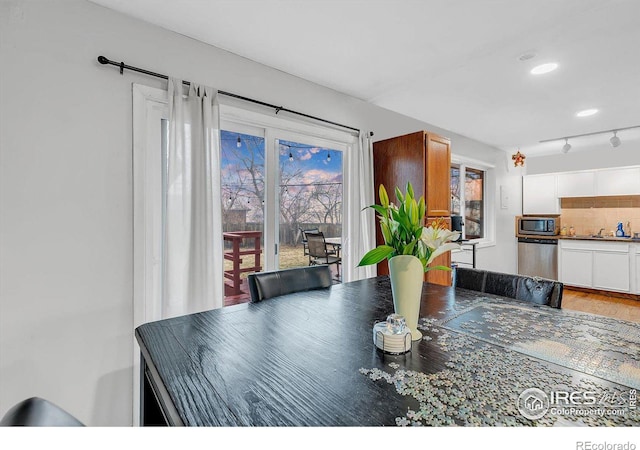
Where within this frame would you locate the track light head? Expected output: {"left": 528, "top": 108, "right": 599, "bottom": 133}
{"left": 562, "top": 139, "right": 571, "bottom": 153}
{"left": 610, "top": 131, "right": 621, "bottom": 148}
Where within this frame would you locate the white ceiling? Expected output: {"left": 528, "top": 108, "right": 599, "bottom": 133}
{"left": 90, "top": 0, "right": 640, "bottom": 157}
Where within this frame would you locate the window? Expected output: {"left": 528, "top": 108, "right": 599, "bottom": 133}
{"left": 451, "top": 163, "right": 485, "bottom": 240}
{"left": 278, "top": 140, "right": 342, "bottom": 270}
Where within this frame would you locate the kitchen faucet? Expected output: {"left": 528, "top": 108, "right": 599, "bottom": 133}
{"left": 597, "top": 228, "right": 605, "bottom": 237}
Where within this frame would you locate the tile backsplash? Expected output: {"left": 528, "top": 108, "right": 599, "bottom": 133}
{"left": 560, "top": 195, "right": 640, "bottom": 236}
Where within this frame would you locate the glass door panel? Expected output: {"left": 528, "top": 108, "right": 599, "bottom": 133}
{"left": 464, "top": 168, "right": 484, "bottom": 239}
{"left": 221, "top": 130, "right": 265, "bottom": 303}
{"left": 277, "top": 139, "right": 343, "bottom": 280}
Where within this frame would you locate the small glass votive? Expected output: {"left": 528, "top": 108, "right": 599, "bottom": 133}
{"left": 386, "top": 314, "right": 406, "bottom": 334}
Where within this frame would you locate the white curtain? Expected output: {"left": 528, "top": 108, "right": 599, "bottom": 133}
{"left": 344, "top": 131, "right": 376, "bottom": 281}
{"left": 162, "top": 78, "right": 224, "bottom": 318}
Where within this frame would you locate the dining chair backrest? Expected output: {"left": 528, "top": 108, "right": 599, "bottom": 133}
{"left": 247, "top": 265, "right": 333, "bottom": 303}
{"left": 0, "top": 397, "right": 84, "bottom": 426}
{"left": 454, "top": 266, "right": 563, "bottom": 309}
{"left": 306, "top": 231, "right": 329, "bottom": 258}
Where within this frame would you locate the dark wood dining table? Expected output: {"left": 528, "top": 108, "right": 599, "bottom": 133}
{"left": 135, "top": 276, "right": 640, "bottom": 427}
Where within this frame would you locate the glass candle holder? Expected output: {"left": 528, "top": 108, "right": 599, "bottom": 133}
{"left": 386, "top": 314, "right": 406, "bottom": 334}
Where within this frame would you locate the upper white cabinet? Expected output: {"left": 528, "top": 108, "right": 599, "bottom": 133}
{"left": 522, "top": 174, "right": 559, "bottom": 215}
{"left": 557, "top": 171, "right": 596, "bottom": 197}
{"left": 595, "top": 167, "right": 640, "bottom": 196}
{"left": 524, "top": 167, "right": 640, "bottom": 209}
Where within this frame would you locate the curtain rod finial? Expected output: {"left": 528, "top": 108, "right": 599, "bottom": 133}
{"left": 97, "top": 56, "right": 109, "bottom": 65}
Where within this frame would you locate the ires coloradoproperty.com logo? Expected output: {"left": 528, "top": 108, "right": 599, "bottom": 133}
{"left": 517, "top": 387, "right": 637, "bottom": 420}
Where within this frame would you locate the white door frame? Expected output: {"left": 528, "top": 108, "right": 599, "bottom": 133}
{"left": 132, "top": 83, "right": 168, "bottom": 425}
{"left": 132, "top": 91, "right": 357, "bottom": 424}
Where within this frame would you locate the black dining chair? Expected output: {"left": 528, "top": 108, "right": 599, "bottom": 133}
{"left": 0, "top": 397, "right": 84, "bottom": 426}
{"left": 306, "top": 231, "right": 341, "bottom": 280}
{"left": 247, "top": 265, "right": 333, "bottom": 303}
{"left": 454, "top": 266, "right": 563, "bottom": 309}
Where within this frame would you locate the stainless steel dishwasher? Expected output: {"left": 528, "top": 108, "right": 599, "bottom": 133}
{"left": 517, "top": 237, "right": 558, "bottom": 280}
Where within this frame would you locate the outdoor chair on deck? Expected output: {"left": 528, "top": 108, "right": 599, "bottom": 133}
{"left": 299, "top": 227, "right": 320, "bottom": 256}
{"left": 247, "top": 265, "right": 332, "bottom": 303}
{"left": 306, "top": 231, "right": 341, "bottom": 281}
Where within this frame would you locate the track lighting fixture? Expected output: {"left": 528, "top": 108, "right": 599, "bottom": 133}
{"left": 540, "top": 125, "right": 640, "bottom": 153}
{"left": 610, "top": 131, "right": 621, "bottom": 148}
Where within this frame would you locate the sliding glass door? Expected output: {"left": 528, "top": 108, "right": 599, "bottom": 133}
{"left": 219, "top": 106, "right": 353, "bottom": 300}
{"left": 276, "top": 137, "right": 343, "bottom": 275}
{"left": 220, "top": 128, "right": 266, "bottom": 302}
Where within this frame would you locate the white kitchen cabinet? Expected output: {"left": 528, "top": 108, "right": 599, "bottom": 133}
{"left": 557, "top": 171, "right": 596, "bottom": 197}
{"left": 522, "top": 174, "right": 559, "bottom": 215}
{"left": 560, "top": 247, "right": 593, "bottom": 288}
{"left": 559, "top": 240, "right": 632, "bottom": 293}
{"left": 634, "top": 245, "right": 640, "bottom": 294}
{"left": 592, "top": 249, "right": 630, "bottom": 292}
{"left": 595, "top": 167, "right": 640, "bottom": 196}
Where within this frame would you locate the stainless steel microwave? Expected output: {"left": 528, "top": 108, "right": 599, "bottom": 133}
{"left": 517, "top": 217, "right": 559, "bottom": 235}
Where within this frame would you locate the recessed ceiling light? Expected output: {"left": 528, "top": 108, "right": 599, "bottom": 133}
{"left": 576, "top": 108, "right": 598, "bottom": 117}
{"left": 530, "top": 63, "right": 558, "bottom": 75}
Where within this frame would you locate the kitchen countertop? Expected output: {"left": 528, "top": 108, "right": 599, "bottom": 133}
{"left": 516, "top": 234, "right": 640, "bottom": 242}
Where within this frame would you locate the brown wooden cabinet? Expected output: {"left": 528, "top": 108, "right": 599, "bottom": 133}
{"left": 372, "top": 131, "right": 452, "bottom": 286}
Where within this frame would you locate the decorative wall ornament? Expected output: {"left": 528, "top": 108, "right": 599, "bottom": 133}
{"left": 511, "top": 150, "right": 526, "bottom": 167}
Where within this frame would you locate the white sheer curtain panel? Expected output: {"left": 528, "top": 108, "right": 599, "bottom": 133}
{"left": 163, "top": 78, "right": 224, "bottom": 318}
{"left": 344, "top": 131, "right": 376, "bottom": 281}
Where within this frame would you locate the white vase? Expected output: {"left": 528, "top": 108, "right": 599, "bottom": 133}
{"left": 388, "top": 255, "right": 424, "bottom": 341}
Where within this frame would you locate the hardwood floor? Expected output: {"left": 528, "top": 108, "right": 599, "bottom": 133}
{"left": 562, "top": 287, "right": 640, "bottom": 323}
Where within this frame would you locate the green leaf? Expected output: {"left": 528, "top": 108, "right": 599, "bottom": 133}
{"left": 425, "top": 265, "right": 452, "bottom": 272}
{"left": 391, "top": 207, "right": 401, "bottom": 223}
{"left": 368, "top": 204, "right": 387, "bottom": 217}
{"left": 403, "top": 240, "right": 416, "bottom": 255}
{"left": 379, "top": 184, "right": 389, "bottom": 209}
{"left": 358, "top": 245, "right": 395, "bottom": 266}
{"left": 380, "top": 221, "right": 393, "bottom": 244}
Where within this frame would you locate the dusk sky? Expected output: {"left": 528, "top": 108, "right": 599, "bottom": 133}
{"left": 221, "top": 130, "right": 343, "bottom": 186}
{"left": 220, "top": 130, "right": 344, "bottom": 225}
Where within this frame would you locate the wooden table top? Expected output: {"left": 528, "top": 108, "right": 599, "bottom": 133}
{"left": 135, "top": 276, "right": 640, "bottom": 426}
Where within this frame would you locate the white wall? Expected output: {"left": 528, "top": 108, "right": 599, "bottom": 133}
{"left": 0, "top": 0, "right": 514, "bottom": 425}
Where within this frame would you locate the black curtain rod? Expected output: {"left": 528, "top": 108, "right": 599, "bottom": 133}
{"left": 97, "top": 56, "right": 373, "bottom": 136}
